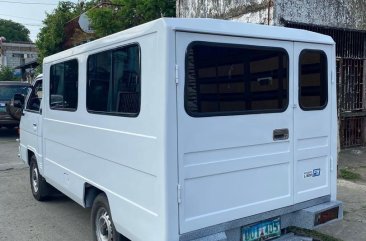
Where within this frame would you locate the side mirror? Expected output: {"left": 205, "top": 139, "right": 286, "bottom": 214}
{"left": 13, "top": 93, "right": 25, "bottom": 109}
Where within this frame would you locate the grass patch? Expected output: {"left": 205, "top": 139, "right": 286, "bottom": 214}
{"left": 339, "top": 168, "right": 361, "bottom": 180}
{"left": 288, "top": 227, "right": 343, "bottom": 241}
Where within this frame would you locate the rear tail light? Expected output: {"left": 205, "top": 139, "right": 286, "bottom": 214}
{"left": 314, "top": 207, "right": 339, "bottom": 226}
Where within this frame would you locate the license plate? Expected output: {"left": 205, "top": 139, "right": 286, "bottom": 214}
{"left": 242, "top": 217, "right": 281, "bottom": 241}
{"left": 0, "top": 103, "right": 5, "bottom": 107}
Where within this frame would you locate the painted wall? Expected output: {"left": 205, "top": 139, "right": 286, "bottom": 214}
{"left": 274, "top": 0, "right": 366, "bottom": 30}
{"left": 177, "top": 0, "right": 366, "bottom": 30}
{"left": 176, "top": 0, "right": 273, "bottom": 24}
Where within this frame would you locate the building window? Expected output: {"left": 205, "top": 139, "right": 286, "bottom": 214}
{"left": 185, "top": 42, "right": 289, "bottom": 117}
{"left": 299, "top": 50, "right": 328, "bottom": 110}
{"left": 50, "top": 59, "right": 78, "bottom": 111}
{"left": 87, "top": 44, "right": 140, "bottom": 117}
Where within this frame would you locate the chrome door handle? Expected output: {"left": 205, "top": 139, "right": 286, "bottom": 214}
{"left": 273, "top": 128, "right": 289, "bottom": 141}
{"left": 32, "top": 123, "right": 37, "bottom": 127}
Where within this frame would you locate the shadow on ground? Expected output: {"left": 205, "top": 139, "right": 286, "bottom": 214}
{"left": 0, "top": 127, "right": 18, "bottom": 138}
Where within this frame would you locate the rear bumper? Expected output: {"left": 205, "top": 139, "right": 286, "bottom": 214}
{"left": 180, "top": 196, "right": 342, "bottom": 241}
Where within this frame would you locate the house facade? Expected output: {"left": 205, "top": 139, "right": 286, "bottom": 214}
{"left": 0, "top": 42, "right": 38, "bottom": 69}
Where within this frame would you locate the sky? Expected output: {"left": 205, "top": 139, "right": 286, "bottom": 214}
{"left": 0, "top": 0, "right": 79, "bottom": 42}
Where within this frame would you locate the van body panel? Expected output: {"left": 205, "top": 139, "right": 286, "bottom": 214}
{"left": 42, "top": 33, "right": 165, "bottom": 241}
{"left": 20, "top": 78, "right": 43, "bottom": 172}
{"left": 175, "top": 32, "right": 295, "bottom": 233}
{"left": 293, "top": 43, "right": 333, "bottom": 203}
{"left": 18, "top": 18, "right": 339, "bottom": 241}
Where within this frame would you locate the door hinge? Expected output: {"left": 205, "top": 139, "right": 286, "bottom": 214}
{"left": 175, "top": 64, "right": 179, "bottom": 85}
{"left": 330, "top": 156, "right": 334, "bottom": 172}
{"left": 177, "top": 184, "right": 182, "bottom": 204}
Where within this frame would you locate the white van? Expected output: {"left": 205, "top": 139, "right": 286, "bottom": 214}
{"left": 19, "top": 18, "right": 342, "bottom": 241}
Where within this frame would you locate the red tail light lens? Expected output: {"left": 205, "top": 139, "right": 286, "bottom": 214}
{"left": 314, "top": 207, "right": 339, "bottom": 226}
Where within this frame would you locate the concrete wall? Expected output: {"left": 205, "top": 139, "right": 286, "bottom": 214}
{"left": 176, "top": 0, "right": 273, "bottom": 25}
{"left": 274, "top": 0, "right": 366, "bottom": 30}
{"left": 177, "top": 0, "right": 366, "bottom": 30}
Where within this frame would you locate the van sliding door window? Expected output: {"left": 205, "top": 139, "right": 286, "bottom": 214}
{"left": 50, "top": 59, "right": 78, "bottom": 111}
{"left": 185, "top": 42, "right": 289, "bottom": 117}
{"left": 87, "top": 44, "right": 140, "bottom": 117}
{"left": 299, "top": 50, "right": 328, "bottom": 110}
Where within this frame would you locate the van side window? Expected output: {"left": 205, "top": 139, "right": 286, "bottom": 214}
{"left": 185, "top": 42, "right": 289, "bottom": 117}
{"left": 50, "top": 59, "right": 78, "bottom": 111}
{"left": 87, "top": 44, "right": 140, "bottom": 117}
{"left": 26, "top": 80, "right": 42, "bottom": 112}
{"left": 299, "top": 50, "right": 328, "bottom": 110}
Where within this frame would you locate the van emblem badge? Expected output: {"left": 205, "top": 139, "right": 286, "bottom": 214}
{"left": 304, "top": 169, "right": 321, "bottom": 178}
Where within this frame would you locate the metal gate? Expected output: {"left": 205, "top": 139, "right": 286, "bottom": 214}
{"left": 285, "top": 21, "right": 366, "bottom": 148}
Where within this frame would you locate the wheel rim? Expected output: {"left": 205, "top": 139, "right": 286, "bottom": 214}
{"left": 31, "top": 165, "right": 39, "bottom": 193}
{"left": 95, "top": 207, "right": 114, "bottom": 241}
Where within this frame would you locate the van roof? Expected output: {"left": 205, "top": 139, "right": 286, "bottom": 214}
{"left": 44, "top": 18, "right": 334, "bottom": 63}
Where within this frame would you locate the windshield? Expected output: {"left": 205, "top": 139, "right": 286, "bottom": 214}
{"left": 0, "top": 85, "right": 29, "bottom": 101}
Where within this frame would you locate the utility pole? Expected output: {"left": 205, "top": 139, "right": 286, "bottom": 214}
{"left": 0, "top": 36, "right": 6, "bottom": 68}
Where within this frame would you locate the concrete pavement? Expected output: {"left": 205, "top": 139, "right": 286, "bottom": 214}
{"left": 0, "top": 128, "right": 91, "bottom": 241}
{"left": 317, "top": 147, "right": 366, "bottom": 241}
{"left": 2, "top": 127, "right": 366, "bottom": 241}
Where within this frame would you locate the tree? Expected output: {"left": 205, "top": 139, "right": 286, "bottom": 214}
{"left": 0, "top": 66, "right": 17, "bottom": 81}
{"left": 87, "top": 0, "right": 176, "bottom": 38}
{"left": 36, "top": 1, "right": 96, "bottom": 62}
{"left": 0, "top": 19, "right": 31, "bottom": 42}
{"left": 35, "top": 0, "right": 175, "bottom": 63}
{"left": 36, "top": 2, "right": 80, "bottom": 62}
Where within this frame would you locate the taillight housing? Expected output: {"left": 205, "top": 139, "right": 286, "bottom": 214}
{"left": 314, "top": 207, "right": 339, "bottom": 226}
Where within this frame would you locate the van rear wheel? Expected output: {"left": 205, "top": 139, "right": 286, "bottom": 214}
{"left": 30, "top": 155, "right": 50, "bottom": 201}
{"left": 91, "top": 193, "right": 122, "bottom": 241}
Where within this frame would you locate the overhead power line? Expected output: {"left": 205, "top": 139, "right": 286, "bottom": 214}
{"left": 0, "top": 0, "right": 57, "bottom": 5}
{"left": 0, "top": 13, "right": 42, "bottom": 22}
{"left": 22, "top": 23, "right": 42, "bottom": 27}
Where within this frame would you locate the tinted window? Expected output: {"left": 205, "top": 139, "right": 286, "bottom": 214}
{"left": 299, "top": 50, "right": 327, "bottom": 109}
{"left": 26, "top": 80, "right": 42, "bottom": 112}
{"left": 50, "top": 59, "right": 78, "bottom": 111}
{"left": 0, "top": 86, "right": 28, "bottom": 101}
{"left": 185, "top": 42, "right": 289, "bottom": 116}
{"left": 87, "top": 44, "right": 140, "bottom": 116}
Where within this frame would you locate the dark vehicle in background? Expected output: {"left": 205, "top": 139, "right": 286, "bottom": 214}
{"left": 0, "top": 81, "right": 30, "bottom": 129}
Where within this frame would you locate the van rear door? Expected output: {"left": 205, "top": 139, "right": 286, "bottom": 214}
{"left": 293, "top": 43, "right": 333, "bottom": 203}
{"left": 175, "top": 32, "right": 294, "bottom": 233}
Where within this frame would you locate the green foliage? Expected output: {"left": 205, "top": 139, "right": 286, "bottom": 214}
{"left": 0, "top": 19, "right": 31, "bottom": 42}
{"left": 339, "top": 168, "right": 361, "bottom": 180}
{"left": 36, "top": 1, "right": 79, "bottom": 62}
{"left": 35, "top": 0, "right": 175, "bottom": 65}
{"left": 0, "top": 66, "right": 17, "bottom": 81}
{"left": 87, "top": 0, "right": 176, "bottom": 38}
{"left": 36, "top": 1, "right": 96, "bottom": 63}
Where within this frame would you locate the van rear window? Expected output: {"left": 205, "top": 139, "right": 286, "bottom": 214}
{"left": 185, "top": 42, "right": 289, "bottom": 117}
{"left": 86, "top": 44, "right": 140, "bottom": 117}
{"left": 299, "top": 50, "right": 328, "bottom": 110}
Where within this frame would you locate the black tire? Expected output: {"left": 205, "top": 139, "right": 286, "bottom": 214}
{"left": 30, "top": 155, "right": 50, "bottom": 201}
{"left": 91, "top": 193, "right": 123, "bottom": 241}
